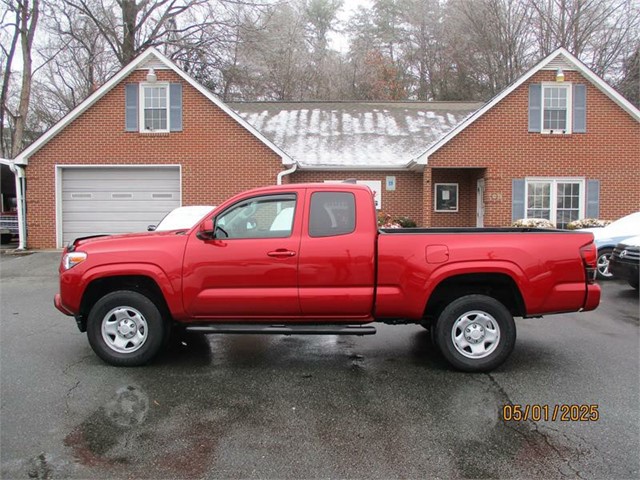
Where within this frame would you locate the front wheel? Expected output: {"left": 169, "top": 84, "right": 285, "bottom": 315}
{"left": 435, "top": 295, "right": 516, "bottom": 372}
{"left": 596, "top": 248, "right": 613, "bottom": 280}
{"left": 87, "top": 290, "right": 167, "bottom": 366}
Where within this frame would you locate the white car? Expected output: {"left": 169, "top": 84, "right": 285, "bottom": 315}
{"left": 580, "top": 212, "right": 640, "bottom": 279}
{"left": 148, "top": 205, "right": 215, "bottom": 232}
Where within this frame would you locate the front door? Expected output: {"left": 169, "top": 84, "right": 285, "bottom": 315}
{"left": 476, "top": 179, "right": 485, "bottom": 228}
{"left": 182, "top": 193, "right": 302, "bottom": 319}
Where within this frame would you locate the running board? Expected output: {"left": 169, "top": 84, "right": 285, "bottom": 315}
{"left": 185, "top": 323, "right": 377, "bottom": 336}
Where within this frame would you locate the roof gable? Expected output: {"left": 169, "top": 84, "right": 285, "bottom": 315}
{"left": 14, "top": 48, "right": 293, "bottom": 165}
{"left": 414, "top": 48, "right": 640, "bottom": 165}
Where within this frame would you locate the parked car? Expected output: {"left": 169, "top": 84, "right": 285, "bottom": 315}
{"left": 148, "top": 206, "right": 215, "bottom": 232}
{"left": 0, "top": 212, "right": 18, "bottom": 244}
{"left": 55, "top": 183, "right": 600, "bottom": 372}
{"left": 609, "top": 235, "right": 640, "bottom": 290}
{"left": 580, "top": 212, "right": 640, "bottom": 280}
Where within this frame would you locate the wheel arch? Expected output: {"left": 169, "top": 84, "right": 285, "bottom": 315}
{"left": 423, "top": 272, "right": 526, "bottom": 323}
{"left": 80, "top": 275, "right": 172, "bottom": 327}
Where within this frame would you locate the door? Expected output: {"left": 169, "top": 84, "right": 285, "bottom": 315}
{"left": 182, "top": 193, "right": 302, "bottom": 319}
{"left": 476, "top": 179, "right": 485, "bottom": 228}
{"left": 60, "top": 166, "right": 180, "bottom": 246}
{"left": 297, "top": 189, "right": 376, "bottom": 318}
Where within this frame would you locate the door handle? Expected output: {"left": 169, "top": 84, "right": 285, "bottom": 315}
{"left": 267, "top": 249, "right": 296, "bottom": 258}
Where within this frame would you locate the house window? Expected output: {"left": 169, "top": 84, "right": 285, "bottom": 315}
{"left": 434, "top": 183, "right": 458, "bottom": 212}
{"left": 542, "top": 84, "right": 571, "bottom": 133}
{"left": 141, "top": 84, "right": 169, "bottom": 132}
{"left": 526, "top": 178, "right": 584, "bottom": 228}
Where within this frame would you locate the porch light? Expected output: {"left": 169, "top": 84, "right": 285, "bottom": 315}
{"left": 555, "top": 68, "right": 565, "bottom": 82}
{"left": 147, "top": 68, "right": 157, "bottom": 83}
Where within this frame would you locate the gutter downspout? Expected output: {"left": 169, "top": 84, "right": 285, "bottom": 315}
{"left": 9, "top": 163, "right": 26, "bottom": 250}
{"left": 276, "top": 162, "right": 298, "bottom": 185}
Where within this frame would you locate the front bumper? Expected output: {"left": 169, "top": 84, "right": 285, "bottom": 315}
{"left": 54, "top": 293, "right": 74, "bottom": 316}
{"left": 609, "top": 259, "right": 639, "bottom": 283}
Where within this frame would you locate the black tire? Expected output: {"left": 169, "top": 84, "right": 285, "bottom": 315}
{"left": 87, "top": 290, "right": 167, "bottom": 366}
{"left": 435, "top": 294, "right": 516, "bottom": 372}
{"left": 596, "top": 248, "right": 614, "bottom": 280}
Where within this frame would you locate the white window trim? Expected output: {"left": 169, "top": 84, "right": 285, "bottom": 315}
{"left": 434, "top": 183, "right": 459, "bottom": 212}
{"left": 139, "top": 82, "right": 170, "bottom": 133}
{"left": 525, "top": 177, "right": 585, "bottom": 226}
{"left": 541, "top": 82, "right": 572, "bottom": 134}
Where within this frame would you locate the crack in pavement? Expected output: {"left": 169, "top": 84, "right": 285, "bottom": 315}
{"left": 485, "top": 373, "right": 586, "bottom": 479}
{"left": 61, "top": 354, "right": 93, "bottom": 376}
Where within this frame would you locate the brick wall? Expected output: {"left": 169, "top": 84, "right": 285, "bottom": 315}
{"left": 291, "top": 170, "right": 424, "bottom": 226}
{"left": 25, "top": 69, "right": 283, "bottom": 248}
{"left": 428, "top": 70, "right": 640, "bottom": 227}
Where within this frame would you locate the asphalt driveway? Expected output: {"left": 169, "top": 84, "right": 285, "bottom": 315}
{"left": 1, "top": 252, "right": 638, "bottom": 479}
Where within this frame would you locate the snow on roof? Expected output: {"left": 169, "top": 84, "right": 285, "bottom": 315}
{"left": 230, "top": 102, "right": 481, "bottom": 169}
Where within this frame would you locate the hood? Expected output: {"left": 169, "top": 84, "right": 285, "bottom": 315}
{"left": 618, "top": 235, "right": 640, "bottom": 248}
{"left": 70, "top": 230, "right": 187, "bottom": 250}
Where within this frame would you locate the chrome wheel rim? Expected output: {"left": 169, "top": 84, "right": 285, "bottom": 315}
{"left": 597, "top": 252, "right": 612, "bottom": 278}
{"left": 452, "top": 310, "right": 500, "bottom": 359}
{"left": 101, "top": 306, "right": 148, "bottom": 354}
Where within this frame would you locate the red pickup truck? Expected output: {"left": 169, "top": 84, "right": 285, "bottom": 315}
{"left": 55, "top": 183, "right": 600, "bottom": 371}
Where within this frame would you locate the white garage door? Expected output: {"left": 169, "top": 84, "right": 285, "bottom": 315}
{"left": 60, "top": 166, "right": 181, "bottom": 245}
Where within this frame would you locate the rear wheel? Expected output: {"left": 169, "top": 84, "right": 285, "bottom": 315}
{"left": 596, "top": 248, "right": 613, "bottom": 280}
{"left": 435, "top": 295, "right": 516, "bottom": 372}
{"left": 87, "top": 290, "right": 166, "bottom": 366}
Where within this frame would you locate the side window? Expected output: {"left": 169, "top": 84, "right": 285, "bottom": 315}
{"left": 309, "top": 192, "right": 355, "bottom": 238}
{"left": 216, "top": 194, "right": 296, "bottom": 239}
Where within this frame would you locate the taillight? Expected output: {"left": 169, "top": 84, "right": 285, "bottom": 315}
{"left": 580, "top": 243, "right": 597, "bottom": 284}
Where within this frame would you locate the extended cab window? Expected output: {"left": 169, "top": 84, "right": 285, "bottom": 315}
{"left": 216, "top": 194, "right": 296, "bottom": 239}
{"left": 309, "top": 192, "right": 355, "bottom": 237}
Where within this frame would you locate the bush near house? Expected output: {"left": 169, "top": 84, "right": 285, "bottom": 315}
{"left": 377, "top": 212, "right": 418, "bottom": 228}
{"left": 395, "top": 216, "right": 417, "bottom": 228}
{"left": 377, "top": 212, "right": 402, "bottom": 228}
{"left": 512, "top": 218, "right": 556, "bottom": 229}
{"left": 566, "top": 218, "right": 612, "bottom": 230}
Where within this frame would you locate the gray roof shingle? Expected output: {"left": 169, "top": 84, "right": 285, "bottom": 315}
{"left": 230, "top": 101, "right": 482, "bottom": 169}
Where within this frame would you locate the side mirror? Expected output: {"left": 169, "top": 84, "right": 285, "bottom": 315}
{"left": 147, "top": 225, "right": 157, "bottom": 231}
{"left": 196, "top": 218, "right": 215, "bottom": 240}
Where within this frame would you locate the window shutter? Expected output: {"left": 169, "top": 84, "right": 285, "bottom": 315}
{"left": 586, "top": 180, "right": 600, "bottom": 218}
{"left": 169, "top": 83, "right": 182, "bottom": 132}
{"left": 125, "top": 83, "right": 138, "bottom": 131}
{"left": 528, "top": 84, "right": 542, "bottom": 132}
{"left": 512, "top": 179, "right": 526, "bottom": 221}
{"left": 573, "top": 84, "right": 586, "bottom": 133}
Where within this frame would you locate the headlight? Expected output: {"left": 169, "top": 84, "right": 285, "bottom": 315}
{"left": 63, "top": 252, "right": 87, "bottom": 270}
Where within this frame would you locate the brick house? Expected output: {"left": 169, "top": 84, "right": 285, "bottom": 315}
{"left": 12, "top": 47, "right": 640, "bottom": 249}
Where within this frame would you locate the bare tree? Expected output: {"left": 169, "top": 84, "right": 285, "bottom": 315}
{"left": 617, "top": 43, "right": 639, "bottom": 107}
{"left": 61, "top": 0, "right": 228, "bottom": 66}
{"left": 1, "top": 0, "right": 40, "bottom": 158}
{"left": 37, "top": 1, "right": 117, "bottom": 120}
{"left": 452, "top": 0, "right": 533, "bottom": 96}
{"left": 529, "top": 0, "right": 640, "bottom": 77}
